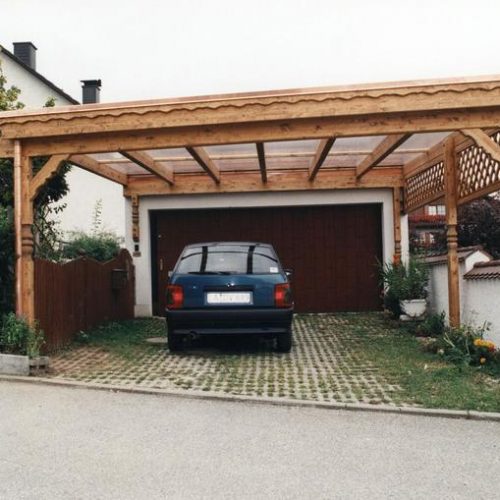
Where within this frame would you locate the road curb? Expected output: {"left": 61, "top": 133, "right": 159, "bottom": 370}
{"left": 1, "top": 374, "right": 500, "bottom": 422}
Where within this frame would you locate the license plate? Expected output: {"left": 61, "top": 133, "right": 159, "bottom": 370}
{"left": 206, "top": 292, "right": 252, "bottom": 305}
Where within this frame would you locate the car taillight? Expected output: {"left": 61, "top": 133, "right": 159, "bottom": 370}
{"left": 274, "top": 283, "right": 292, "bottom": 308}
{"left": 166, "top": 284, "right": 183, "bottom": 309}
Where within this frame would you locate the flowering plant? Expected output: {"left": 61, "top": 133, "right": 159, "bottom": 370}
{"left": 435, "top": 322, "right": 497, "bottom": 367}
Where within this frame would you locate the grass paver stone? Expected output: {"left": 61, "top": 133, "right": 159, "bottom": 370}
{"left": 45, "top": 313, "right": 500, "bottom": 412}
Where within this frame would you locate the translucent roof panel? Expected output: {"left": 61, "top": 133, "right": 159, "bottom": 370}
{"left": 148, "top": 148, "right": 190, "bottom": 159}
{"left": 265, "top": 140, "right": 320, "bottom": 155}
{"left": 332, "top": 136, "right": 386, "bottom": 153}
{"left": 81, "top": 132, "right": 454, "bottom": 178}
{"left": 204, "top": 143, "right": 257, "bottom": 156}
{"left": 388, "top": 132, "right": 452, "bottom": 164}
{"left": 400, "top": 132, "right": 451, "bottom": 150}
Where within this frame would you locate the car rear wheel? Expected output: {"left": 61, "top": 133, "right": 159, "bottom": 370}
{"left": 167, "top": 330, "right": 183, "bottom": 352}
{"left": 276, "top": 329, "right": 292, "bottom": 353}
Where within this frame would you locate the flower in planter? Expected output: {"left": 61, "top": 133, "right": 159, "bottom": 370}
{"left": 480, "top": 357, "right": 487, "bottom": 364}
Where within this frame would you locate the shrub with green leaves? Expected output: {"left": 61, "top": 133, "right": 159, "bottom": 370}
{"left": 417, "top": 311, "right": 446, "bottom": 337}
{"left": 62, "top": 231, "right": 121, "bottom": 262}
{"left": 0, "top": 313, "right": 44, "bottom": 357}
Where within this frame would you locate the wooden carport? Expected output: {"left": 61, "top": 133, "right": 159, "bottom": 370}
{"left": 1, "top": 75, "right": 500, "bottom": 326}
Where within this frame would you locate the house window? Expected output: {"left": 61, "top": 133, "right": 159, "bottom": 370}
{"left": 427, "top": 205, "right": 445, "bottom": 216}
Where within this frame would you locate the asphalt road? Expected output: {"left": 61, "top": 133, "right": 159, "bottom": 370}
{"left": 0, "top": 381, "right": 499, "bottom": 500}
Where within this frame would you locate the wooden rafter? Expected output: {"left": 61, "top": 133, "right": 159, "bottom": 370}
{"left": 69, "top": 154, "right": 128, "bottom": 185}
{"left": 256, "top": 142, "right": 267, "bottom": 183}
{"left": 308, "top": 138, "right": 336, "bottom": 181}
{"left": 29, "top": 154, "right": 70, "bottom": 201}
{"left": 121, "top": 150, "right": 174, "bottom": 185}
{"left": 186, "top": 146, "right": 220, "bottom": 183}
{"left": 356, "top": 134, "right": 411, "bottom": 179}
{"left": 461, "top": 129, "right": 500, "bottom": 162}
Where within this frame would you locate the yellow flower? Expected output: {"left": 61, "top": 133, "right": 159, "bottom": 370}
{"left": 473, "top": 339, "right": 483, "bottom": 347}
{"left": 480, "top": 357, "right": 487, "bottom": 364}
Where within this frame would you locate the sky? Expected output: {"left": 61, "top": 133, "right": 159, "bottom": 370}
{"left": 1, "top": 0, "right": 500, "bottom": 103}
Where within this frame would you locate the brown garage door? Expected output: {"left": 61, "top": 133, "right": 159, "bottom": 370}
{"left": 151, "top": 204, "right": 383, "bottom": 314}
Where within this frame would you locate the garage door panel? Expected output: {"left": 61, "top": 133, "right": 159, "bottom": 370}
{"left": 153, "top": 204, "right": 382, "bottom": 314}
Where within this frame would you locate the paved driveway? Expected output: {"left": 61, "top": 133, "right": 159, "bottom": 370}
{"left": 1, "top": 381, "right": 499, "bottom": 500}
{"left": 48, "top": 313, "right": 404, "bottom": 405}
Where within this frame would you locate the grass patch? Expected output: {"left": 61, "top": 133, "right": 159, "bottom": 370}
{"left": 349, "top": 315, "right": 500, "bottom": 412}
{"left": 76, "top": 319, "right": 164, "bottom": 360}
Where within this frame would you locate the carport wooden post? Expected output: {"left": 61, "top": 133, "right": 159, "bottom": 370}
{"left": 13, "top": 140, "right": 35, "bottom": 324}
{"left": 444, "top": 136, "right": 460, "bottom": 327}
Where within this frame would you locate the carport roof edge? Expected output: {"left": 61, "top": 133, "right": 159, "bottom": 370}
{"left": 2, "top": 74, "right": 500, "bottom": 142}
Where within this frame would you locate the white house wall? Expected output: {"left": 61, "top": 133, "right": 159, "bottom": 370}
{"left": 56, "top": 168, "right": 126, "bottom": 237}
{"left": 0, "top": 53, "right": 73, "bottom": 107}
{"left": 126, "top": 188, "right": 395, "bottom": 317}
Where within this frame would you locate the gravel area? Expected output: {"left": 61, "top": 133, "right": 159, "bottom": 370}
{"left": 47, "top": 313, "right": 406, "bottom": 405}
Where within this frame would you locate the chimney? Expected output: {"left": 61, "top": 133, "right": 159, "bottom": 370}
{"left": 13, "top": 42, "right": 37, "bottom": 70}
{"left": 81, "top": 79, "right": 102, "bottom": 104}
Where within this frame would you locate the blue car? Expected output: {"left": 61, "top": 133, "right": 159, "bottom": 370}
{"left": 165, "top": 242, "right": 294, "bottom": 352}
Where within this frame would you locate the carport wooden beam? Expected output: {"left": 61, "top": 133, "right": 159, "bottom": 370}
{"left": 125, "top": 167, "right": 404, "bottom": 196}
{"left": 30, "top": 154, "right": 70, "bottom": 201}
{"left": 17, "top": 109, "right": 500, "bottom": 158}
{"left": 308, "top": 137, "right": 335, "bottom": 181}
{"left": 256, "top": 142, "right": 267, "bottom": 183}
{"left": 3, "top": 76, "right": 500, "bottom": 142}
{"left": 357, "top": 134, "right": 411, "bottom": 179}
{"left": 121, "top": 150, "right": 174, "bottom": 185}
{"left": 186, "top": 146, "right": 220, "bottom": 183}
{"left": 69, "top": 154, "right": 128, "bottom": 185}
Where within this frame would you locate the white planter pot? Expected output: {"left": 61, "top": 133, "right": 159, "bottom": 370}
{"left": 400, "top": 299, "right": 427, "bottom": 319}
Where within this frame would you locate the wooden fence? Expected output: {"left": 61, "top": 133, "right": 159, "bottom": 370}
{"left": 34, "top": 249, "right": 135, "bottom": 352}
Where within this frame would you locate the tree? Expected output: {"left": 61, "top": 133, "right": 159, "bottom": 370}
{"left": 457, "top": 196, "right": 500, "bottom": 258}
{"left": 0, "top": 63, "right": 71, "bottom": 314}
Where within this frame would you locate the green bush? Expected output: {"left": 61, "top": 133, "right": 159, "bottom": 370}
{"left": 62, "top": 231, "right": 121, "bottom": 262}
{"left": 0, "top": 313, "right": 44, "bottom": 357}
{"left": 416, "top": 312, "right": 446, "bottom": 337}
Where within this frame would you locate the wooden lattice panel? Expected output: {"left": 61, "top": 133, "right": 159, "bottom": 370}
{"left": 458, "top": 131, "right": 500, "bottom": 202}
{"left": 405, "top": 161, "right": 444, "bottom": 212}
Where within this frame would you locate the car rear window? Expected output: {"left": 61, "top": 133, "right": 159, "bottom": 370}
{"left": 176, "top": 245, "right": 281, "bottom": 275}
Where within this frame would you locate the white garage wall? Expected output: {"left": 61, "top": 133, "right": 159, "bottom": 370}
{"left": 125, "top": 188, "right": 395, "bottom": 317}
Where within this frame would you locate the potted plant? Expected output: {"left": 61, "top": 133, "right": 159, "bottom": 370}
{"left": 380, "top": 257, "right": 429, "bottom": 319}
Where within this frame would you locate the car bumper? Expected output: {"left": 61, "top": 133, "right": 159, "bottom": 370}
{"left": 166, "top": 307, "right": 293, "bottom": 335}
